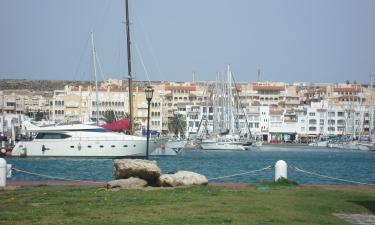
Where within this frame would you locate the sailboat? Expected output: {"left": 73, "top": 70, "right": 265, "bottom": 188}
{"left": 199, "top": 65, "right": 253, "bottom": 151}
{"left": 12, "top": 0, "right": 160, "bottom": 158}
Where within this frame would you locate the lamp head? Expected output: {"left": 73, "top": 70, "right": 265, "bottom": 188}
{"left": 145, "top": 85, "right": 154, "bottom": 102}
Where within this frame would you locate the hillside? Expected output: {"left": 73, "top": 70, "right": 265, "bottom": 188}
{"left": 0, "top": 79, "right": 94, "bottom": 91}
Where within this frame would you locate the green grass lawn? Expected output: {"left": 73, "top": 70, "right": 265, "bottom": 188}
{"left": 0, "top": 184, "right": 374, "bottom": 225}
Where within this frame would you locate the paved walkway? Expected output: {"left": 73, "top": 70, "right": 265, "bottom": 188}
{"left": 7, "top": 180, "right": 106, "bottom": 186}
{"left": 335, "top": 213, "right": 375, "bottom": 225}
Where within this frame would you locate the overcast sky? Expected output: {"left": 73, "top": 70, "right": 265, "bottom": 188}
{"left": 0, "top": 0, "right": 374, "bottom": 84}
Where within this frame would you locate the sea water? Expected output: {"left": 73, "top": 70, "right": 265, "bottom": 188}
{"left": 5, "top": 147, "right": 375, "bottom": 185}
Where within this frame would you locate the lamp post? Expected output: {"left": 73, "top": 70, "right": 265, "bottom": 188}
{"left": 145, "top": 85, "right": 154, "bottom": 160}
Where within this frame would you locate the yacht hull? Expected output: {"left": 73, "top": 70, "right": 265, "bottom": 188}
{"left": 12, "top": 139, "right": 160, "bottom": 158}
{"left": 200, "top": 142, "right": 245, "bottom": 151}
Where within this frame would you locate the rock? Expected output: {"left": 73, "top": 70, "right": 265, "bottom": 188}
{"left": 107, "top": 177, "right": 148, "bottom": 189}
{"left": 114, "top": 159, "right": 162, "bottom": 185}
{"left": 158, "top": 171, "right": 208, "bottom": 187}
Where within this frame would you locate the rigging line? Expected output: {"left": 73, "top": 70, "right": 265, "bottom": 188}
{"left": 89, "top": 0, "right": 112, "bottom": 34}
{"left": 95, "top": 50, "right": 106, "bottom": 82}
{"left": 73, "top": 34, "right": 91, "bottom": 81}
{"left": 208, "top": 165, "right": 273, "bottom": 181}
{"left": 134, "top": 41, "right": 151, "bottom": 85}
{"left": 291, "top": 166, "right": 375, "bottom": 186}
{"left": 132, "top": 5, "right": 164, "bottom": 81}
{"left": 12, "top": 167, "right": 105, "bottom": 184}
{"left": 230, "top": 70, "right": 252, "bottom": 137}
{"left": 115, "top": 29, "right": 125, "bottom": 79}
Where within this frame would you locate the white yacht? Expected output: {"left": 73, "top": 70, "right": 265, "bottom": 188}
{"left": 12, "top": 124, "right": 159, "bottom": 158}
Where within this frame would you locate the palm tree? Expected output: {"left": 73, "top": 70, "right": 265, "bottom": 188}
{"left": 168, "top": 113, "right": 186, "bottom": 137}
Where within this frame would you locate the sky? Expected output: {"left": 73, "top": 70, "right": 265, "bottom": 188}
{"left": 0, "top": 0, "right": 375, "bottom": 84}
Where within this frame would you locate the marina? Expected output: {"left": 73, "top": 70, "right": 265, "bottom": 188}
{"left": 1, "top": 1, "right": 375, "bottom": 224}
{"left": 5, "top": 146, "right": 375, "bottom": 185}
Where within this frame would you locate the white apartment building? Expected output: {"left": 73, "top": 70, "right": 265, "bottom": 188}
{"left": 2, "top": 80, "right": 374, "bottom": 141}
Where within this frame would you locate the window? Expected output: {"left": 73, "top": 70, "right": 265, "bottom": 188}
{"left": 35, "top": 133, "right": 71, "bottom": 139}
{"left": 309, "top": 126, "right": 317, "bottom": 131}
{"left": 328, "top": 112, "right": 335, "bottom": 117}
{"left": 309, "top": 119, "right": 317, "bottom": 125}
{"left": 337, "top": 120, "right": 345, "bottom": 126}
{"left": 309, "top": 112, "right": 315, "bottom": 116}
{"left": 328, "top": 120, "right": 335, "bottom": 125}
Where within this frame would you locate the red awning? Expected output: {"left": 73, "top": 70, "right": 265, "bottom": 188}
{"left": 101, "top": 118, "right": 131, "bottom": 132}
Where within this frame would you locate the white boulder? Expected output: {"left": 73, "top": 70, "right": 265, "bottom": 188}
{"left": 114, "top": 159, "right": 162, "bottom": 185}
{"left": 158, "top": 171, "right": 208, "bottom": 187}
{"left": 107, "top": 177, "right": 148, "bottom": 189}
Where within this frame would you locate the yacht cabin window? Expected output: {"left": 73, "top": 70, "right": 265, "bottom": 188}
{"left": 35, "top": 133, "right": 71, "bottom": 139}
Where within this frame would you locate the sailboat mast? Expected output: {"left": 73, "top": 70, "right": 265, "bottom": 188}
{"left": 91, "top": 32, "right": 99, "bottom": 126}
{"left": 125, "top": 0, "right": 134, "bottom": 134}
{"left": 227, "top": 65, "right": 234, "bottom": 133}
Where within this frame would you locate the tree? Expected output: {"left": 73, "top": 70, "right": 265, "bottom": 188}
{"left": 103, "top": 110, "right": 116, "bottom": 123}
{"left": 34, "top": 110, "right": 44, "bottom": 121}
{"left": 168, "top": 113, "right": 186, "bottom": 137}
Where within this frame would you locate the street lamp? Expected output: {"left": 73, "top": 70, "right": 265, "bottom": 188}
{"left": 145, "top": 85, "right": 154, "bottom": 160}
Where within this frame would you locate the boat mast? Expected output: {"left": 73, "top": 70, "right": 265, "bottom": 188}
{"left": 91, "top": 32, "right": 99, "bottom": 126}
{"left": 125, "top": 0, "right": 134, "bottom": 134}
{"left": 370, "top": 75, "right": 374, "bottom": 137}
{"left": 227, "top": 64, "right": 234, "bottom": 134}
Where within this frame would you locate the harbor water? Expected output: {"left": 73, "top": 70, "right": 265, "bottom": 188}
{"left": 5, "top": 147, "right": 375, "bottom": 185}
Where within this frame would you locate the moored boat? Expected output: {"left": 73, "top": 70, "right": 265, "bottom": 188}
{"left": 11, "top": 124, "right": 159, "bottom": 158}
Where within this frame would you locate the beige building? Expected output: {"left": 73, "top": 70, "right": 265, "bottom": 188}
{"left": 0, "top": 90, "right": 50, "bottom": 115}
{"left": 2, "top": 78, "right": 373, "bottom": 137}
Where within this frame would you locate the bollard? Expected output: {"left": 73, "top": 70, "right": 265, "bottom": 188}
{"left": 275, "top": 160, "right": 287, "bottom": 181}
{"left": 0, "top": 158, "right": 6, "bottom": 187}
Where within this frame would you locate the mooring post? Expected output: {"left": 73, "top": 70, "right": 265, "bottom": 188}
{"left": 275, "top": 160, "right": 287, "bottom": 181}
{"left": 0, "top": 158, "right": 6, "bottom": 187}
